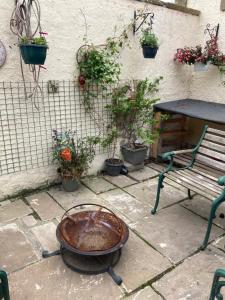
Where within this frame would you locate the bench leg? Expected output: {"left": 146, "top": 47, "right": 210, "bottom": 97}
{"left": 201, "top": 192, "right": 225, "bottom": 250}
{"left": 209, "top": 269, "right": 225, "bottom": 300}
{"left": 188, "top": 189, "right": 193, "bottom": 199}
{"left": 151, "top": 173, "right": 165, "bottom": 215}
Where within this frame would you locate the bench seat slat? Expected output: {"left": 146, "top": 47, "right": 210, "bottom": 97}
{"left": 201, "top": 140, "right": 225, "bottom": 154}
{"left": 165, "top": 173, "right": 215, "bottom": 200}
{"left": 207, "top": 127, "right": 225, "bottom": 138}
{"left": 195, "top": 153, "right": 225, "bottom": 172}
{"left": 204, "top": 133, "right": 225, "bottom": 145}
{"left": 198, "top": 146, "right": 225, "bottom": 163}
{"left": 175, "top": 171, "right": 220, "bottom": 197}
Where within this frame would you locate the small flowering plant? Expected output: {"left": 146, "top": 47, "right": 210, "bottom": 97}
{"left": 174, "top": 45, "right": 207, "bottom": 65}
{"left": 52, "top": 130, "right": 100, "bottom": 179}
{"left": 174, "top": 35, "right": 225, "bottom": 66}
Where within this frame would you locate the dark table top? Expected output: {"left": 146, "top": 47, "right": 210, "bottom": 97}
{"left": 154, "top": 99, "right": 225, "bottom": 125}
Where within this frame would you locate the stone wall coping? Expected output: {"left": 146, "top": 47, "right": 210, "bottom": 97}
{"left": 134, "top": 0, "right": 200, "bottom": 16}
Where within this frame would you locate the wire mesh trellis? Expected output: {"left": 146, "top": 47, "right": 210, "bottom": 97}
{"left": 0, "top": 80, "right": 112, "bottom": 176}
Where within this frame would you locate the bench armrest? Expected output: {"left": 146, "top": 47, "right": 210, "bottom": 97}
{"left": 162, "top": 148, "right": 195, "bottom": 161}
{"left": 218, "top": 176, "right": 225, "bottom": 186}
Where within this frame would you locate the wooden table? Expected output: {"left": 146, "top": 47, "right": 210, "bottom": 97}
{"left": 152, "top": 99, "right": 225, "bottom": 159}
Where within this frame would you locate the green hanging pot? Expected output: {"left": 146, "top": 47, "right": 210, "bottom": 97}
{"left": 19, "top": 44, "right": 48, "bottom": 65}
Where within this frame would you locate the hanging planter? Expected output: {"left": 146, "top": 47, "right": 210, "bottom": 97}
{"left": 142, "top": 45, "right": 158, "bottom": 59}
{"left": 140, "top": 31, "right": 159, "bottom": 59}
{"left": 19, "top": 36, "right": 48, "bottom": 65}
{"left": 194, "top": 62, "right": 209, "bottom": 72}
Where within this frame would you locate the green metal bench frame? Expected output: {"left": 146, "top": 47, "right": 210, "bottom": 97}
{"left": 151, "top": 125, "right": 225, "bottom": 250}
{"left": 210, "top": 269, "right": 225, "bottom": 300}
{"left": 0, "top": 270, "right": 10, "bottom": 300}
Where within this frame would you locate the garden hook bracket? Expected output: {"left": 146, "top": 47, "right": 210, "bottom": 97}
{"left": 204, "top": 23, "right": 220, "bottom": 39}
{"left": 133, "top": 10, "right": 154, "bottom": 35}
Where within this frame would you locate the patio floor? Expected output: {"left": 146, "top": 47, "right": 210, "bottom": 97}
{"left": 1, "top": 163, "right": 225, "bottom": 299}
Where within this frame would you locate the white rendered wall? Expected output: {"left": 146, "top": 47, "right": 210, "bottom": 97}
{"left": 0, "top": 0, "right": 202, "bottom": 199}
{"left": 188, "top": 0, "right": 225, "bottom": 103}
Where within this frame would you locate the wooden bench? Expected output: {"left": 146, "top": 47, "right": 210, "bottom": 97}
{"left": 151, "top": 125, "right": 225, "bottom": 249}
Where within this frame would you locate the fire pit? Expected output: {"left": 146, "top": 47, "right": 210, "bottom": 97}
{"left": 42, "top": 204, "right": 129, "bottom": 285}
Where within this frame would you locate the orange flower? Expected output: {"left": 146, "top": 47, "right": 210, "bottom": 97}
{"left": 60, "top": 148, "right": 72, "bottom": 161}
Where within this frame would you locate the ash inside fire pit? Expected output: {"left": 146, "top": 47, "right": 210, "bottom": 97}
{"left": 59, "top": 210, "right": 123, "bottom": 252}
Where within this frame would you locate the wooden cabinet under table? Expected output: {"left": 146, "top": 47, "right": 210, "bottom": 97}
{"left": 151, "top": 99, "right": 225, "bottom": 159}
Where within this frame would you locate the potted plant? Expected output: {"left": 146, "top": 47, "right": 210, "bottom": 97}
{"left": 107, "top": 78, "right": 162, "bottom": 165}
{"left": 52, "top": 130, "right": 99, "bottom": 192}
{"left": 101, "top": 127, "right": 124, "bottom": 176}
{"left": 19, "top": 34, "right": 48, "bottom": 65}
{"left": 140, "top": 30, "right": 159, "bottom": 59}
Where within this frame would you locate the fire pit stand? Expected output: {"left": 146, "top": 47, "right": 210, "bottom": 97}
{"left": 42, "top": 204, "right": 129, "bottom": 285}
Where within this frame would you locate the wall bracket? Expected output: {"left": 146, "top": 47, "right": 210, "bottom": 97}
{"left": 133, "top": 10, "right": 154, "bottom": 34}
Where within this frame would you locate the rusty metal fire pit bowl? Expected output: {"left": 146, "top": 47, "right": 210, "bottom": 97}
{"left": 42, "top": 204, "right": 129, "bottom": 285}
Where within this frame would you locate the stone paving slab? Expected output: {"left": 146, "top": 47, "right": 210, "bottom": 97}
{"left": 130, "top": 205, "right": 224, "bottom": 264}
{"left": 22, "top": 215, "right": 38, "bottom": 227}
{"left": 127, "top": 167, "right": 159, "bottom": 182}
{"left": 0, "top": 199, "right": 32, "bottom": 223}
{"left": 100, "top": 189, "right": 150, "bottom": 222}
{"left": 9, "top": 256, "right": 124, "bottom": 300}
{"left": 181, "top": 195, "right": 225, "bottom": 229}
{"left": 153, "top": 247, "right": 225, "bottom": 300}
{"left": 213, "top": 236, "right": 225, "bottom": 252}
{"left": 104, "top": 174, "right": 137, "bottom": 188}
{"left": 124, "top": 179, "right": 187, "bottom": 211}
{"left": 26, "top": 192, "right": 64, "bottom": 221}
{"left": 31, "top": 222, "right": 59, "bottom": 253}
{"left": 48, "top": 184, "right": 103, "bottom": 210}
{"left": 82, "top": 176, "right": 116, "bottom": 194}
{"left": 0, "top": 223, "right": 38, "bottom": 272}
{"left": 126, "top": 286, "right": 163, "bottom": 299}
{"left": 115, "top": 231, "right": 171, "bottom": 292}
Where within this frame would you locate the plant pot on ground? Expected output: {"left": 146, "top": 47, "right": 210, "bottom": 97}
{"left": 52, "top": 130, "right": 100, "bottom": 192}
{"left": 106, "top": 78, "right": 164, "bottom": 166}
{"left": 19, "top": 36, "right": 48, "bottom": 65}
{"left": 140, "top": 31, "right": 159, "bottom": 59}
{"left": 101, "top": 128, "right": 124, "bottom": 176}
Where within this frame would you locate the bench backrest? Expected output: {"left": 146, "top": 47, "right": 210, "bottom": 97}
{"left": 196, "top": 127, "right": 225, "bottom": 172}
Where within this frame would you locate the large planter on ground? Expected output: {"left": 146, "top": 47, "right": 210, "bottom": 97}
{"left": 105, "top": 158, "right": 124, "bottom": 176}
{"left": 121, "top": 144, "right": 148, "bottom": 165}
{"left": 19, "top": 44, "right": 48, "bottom": 65}
{"left": 142, "top": 46, "right": 158, "bottom": 59}
{"left": 194, "top": 62, "right": 209, "bottom": 72}
{"left": 61, "top": 175, "right": 79, "bottom": 192}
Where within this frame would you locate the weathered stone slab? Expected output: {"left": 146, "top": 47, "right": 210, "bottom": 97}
{"left": 31, "top": 222, "right": 59, "bottom": 252}
{"left": 124, "top": 179, "right": 187, "bottom": 210}
{"left": 48, "top": 184, "right": 103, "bottom": 210}
{"left": 22, "top": 215, "right": 38, "bottom": 227}
{"left": 213, "top": 236, "right": 225, "bottom": 252}
{"left": 26, "top": 192, "right": 64, "bottom": 221}
{"left": 128, "top": 167, "right": 159, "bottom": 182}
{"left": 82, "top": 176, "right": 116, "bottom": 194}
{"left": 9, "top": 256, "right": 123, "bottom": 300}
{"left": 0, "top": 199, "right": 32, "bottom": 223}
{"left": 104, "top": 174, "right": 137, "bottom": 188}
{"left": 127, "top": 286, "right": 163, "bottom": 299}
{"left": 100, "top": 189, "right": 149, "bottom": 222}
{"left": 115, "top": 231, "right": 171, "bottom": 292}
{"left": 0, "top": 223, "right": 38, "bottom": 272}
{"left": 130, "top": 205, "right": 224, "bottom": 264}
{"left": 0, "top": 200, "right": 11, "bottom": 206}
{"left": 181, "top": 195, "right": 225, "bottom": 229}
{"left": 153, "top": 247, "right": 225, "bottom": 300}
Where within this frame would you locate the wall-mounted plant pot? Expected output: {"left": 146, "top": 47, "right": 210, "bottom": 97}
{"left": 194, "top": 62, "right": 209, "bottom": 72}
{"left": 121, "top": 144, "right": 148, "bottom": 165}
{"left": 62, "top": 176, "right": 79, "bottom": 192}
{"left": 105, "top": 158, "right": 124, "bottom": 176}
{"left": 19, "top": 44, "right": 48, "bottom": 65}
{"left": 142, "top": 46, "right": 158, "bottom": 59}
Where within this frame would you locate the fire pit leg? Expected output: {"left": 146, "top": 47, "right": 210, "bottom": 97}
{"left": 107, "top": 267, "right": 122, "bottom": 285}
{"left": 42, "top": 249, "right": 61, "bottom": 258}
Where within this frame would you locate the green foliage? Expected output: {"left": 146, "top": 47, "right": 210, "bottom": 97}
{"left": 101, "top": 127, "right": 120, "bottom": 159}
{"left": 106, "top": 77, "right": 163, "bottom": 147}
{"left": 20, "top": 36, "right": 47, "bottom": 46}
{"left": 52, "top": 130, "right": 100, "bottom": 178}
{"left": 140, "top": 31, "right": 158, "bottom": 48}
